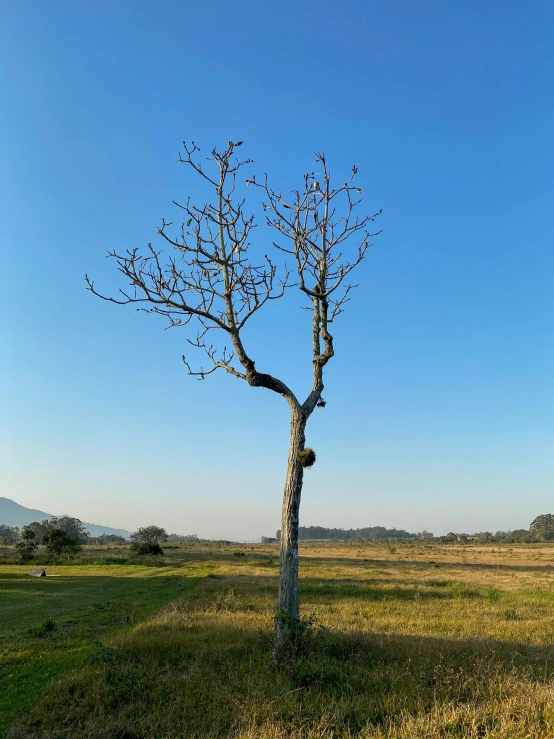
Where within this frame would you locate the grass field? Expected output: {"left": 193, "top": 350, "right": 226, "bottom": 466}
{"left": 3, "top": 541, "right": 554, "bottom": 737}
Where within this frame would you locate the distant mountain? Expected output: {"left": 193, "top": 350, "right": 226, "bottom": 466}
{"left": 0, "top": 497, "right": 131, "bottom": 539}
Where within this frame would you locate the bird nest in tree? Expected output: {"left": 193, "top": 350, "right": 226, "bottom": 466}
{"left": 297, "top": 448, "right": 316, "bottom": 468}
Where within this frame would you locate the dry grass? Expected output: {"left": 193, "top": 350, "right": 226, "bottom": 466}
{"left": 5, "top": 541, "right": 554, "bottom": 737}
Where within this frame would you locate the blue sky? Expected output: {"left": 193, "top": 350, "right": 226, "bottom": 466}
{"left": 1, "top": 1, "right": 553, "bottom": 538}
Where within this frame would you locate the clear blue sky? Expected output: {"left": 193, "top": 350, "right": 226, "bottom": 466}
{"left": 1, "top": 1, "right": 553, "bottom": 538}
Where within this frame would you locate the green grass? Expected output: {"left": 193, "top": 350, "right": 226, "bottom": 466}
{"left": 0, "top": 563, "right": 205, "bottom": 735}
{"left": 4, "top": 542, "right": 554, "bottom": 737}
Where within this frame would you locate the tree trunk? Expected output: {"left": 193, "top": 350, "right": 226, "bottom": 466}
{"left": 274, "top": 407, "right": 307, "bottom": 661}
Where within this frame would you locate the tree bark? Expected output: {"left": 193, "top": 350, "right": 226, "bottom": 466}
{"left": 274, "top": 407, "right": 307, "bottom": 659}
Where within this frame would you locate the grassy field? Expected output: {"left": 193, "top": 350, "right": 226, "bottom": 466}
{"left": 3, "top": 541, "right": 554, "bottom": 737}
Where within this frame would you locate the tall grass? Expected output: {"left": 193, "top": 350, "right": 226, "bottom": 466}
{"left": 5, "top": 542, "right": 554, "bottom": 737}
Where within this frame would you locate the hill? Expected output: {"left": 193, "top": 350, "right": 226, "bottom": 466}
{"left": 0, "top": 497, "right": 131, "bottom": 539}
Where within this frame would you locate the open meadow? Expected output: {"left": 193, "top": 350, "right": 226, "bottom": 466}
{"left": 3, "top": 541, "right": 554, "bottom": 737}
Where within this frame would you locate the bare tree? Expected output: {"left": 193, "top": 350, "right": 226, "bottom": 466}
{"left": 86, "top": 140, "right": 381, "bottom": 658}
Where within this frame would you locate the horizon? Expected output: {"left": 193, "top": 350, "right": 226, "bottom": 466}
{"left": 0, "top": 496, "right": 546, "bottom": 541}
{"left": 2, "top": 1, "right": 553, "bottom": 540}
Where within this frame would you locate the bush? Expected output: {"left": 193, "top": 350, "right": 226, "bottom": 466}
{"left": 130, "top": 542, "right": 164, "bottom": 556}
{"left": 273, "top": 611, "right": 331, "bottom": 667}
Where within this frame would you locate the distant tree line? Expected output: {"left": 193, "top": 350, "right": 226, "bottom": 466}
{"left": 0, "top": 517, "right": 129, "bottom": 559}
{"left": 267, "top": 515, "right": 554, "bottom": 544}
{"left": 435, "top": 515, "right": 554, "bottom": 544}
{"left": 4, "top": 513, "right": 554, "bottom": 551}
{"left": 0, "top": 517, "right": 90, "bottom": 546}
{"left": 275, "top": 526, "right": 421, "bottom": 541}
{"left": 90, "top": 534, "right": 126, "bottom": 545}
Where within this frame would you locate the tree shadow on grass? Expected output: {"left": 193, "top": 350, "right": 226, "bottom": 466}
{"left": 299, "top": 578, "right": 470, "bottom": 601}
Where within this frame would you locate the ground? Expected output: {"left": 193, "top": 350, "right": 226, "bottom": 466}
{"left": 2, "top": 541, "right": 554, "bottom": 737}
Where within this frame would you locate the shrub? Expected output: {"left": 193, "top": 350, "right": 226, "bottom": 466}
{"left": 130, "top": 542, "right": 164, "bottom": 556}
{"left": 274, "top": 610, "right": 323, "bottom": 665}
{"left": 130, "top": 526, "right": 168, "bottom": 549}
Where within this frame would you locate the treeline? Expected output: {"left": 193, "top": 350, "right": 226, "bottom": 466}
{"left": 0, "top": 518, "right": 126, "bottom": 546}
{"left": 275, "top": 526, "right": 422, "bottom": 541}
{"left": 437, "top": 514, "right": 554, "bottom": 544}
{"left": 270, "top": 515, "right": 554, "bottom": 544}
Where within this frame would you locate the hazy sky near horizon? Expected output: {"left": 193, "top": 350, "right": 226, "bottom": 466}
{"left": 1, "top": 1, "right": 553, "bottom": 539}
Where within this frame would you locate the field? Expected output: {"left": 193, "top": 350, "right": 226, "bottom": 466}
{"left": 3, "top": 542, "right": 554, "bottom": 737}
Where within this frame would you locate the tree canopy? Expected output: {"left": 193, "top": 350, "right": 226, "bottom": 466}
{"left": 16, "top": 529, "right": 38, "bottom": 561}
{"left": 43, "top": 529, "right": 82, "bottom": 557}
{"left": 529, "top": 514, "right": 554, "bottom": 534}
{"left": 0, "top": 525, "right": 20, "bottom": 545}
{"left": 130, "top": 526, "right": 169, "bottom": 545}
{"left": 21, "top": 517, "right": 89, "bottom": 544}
